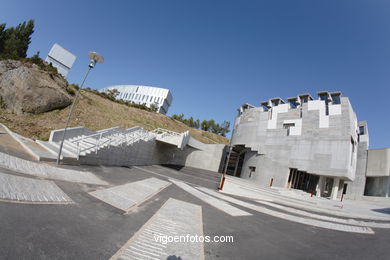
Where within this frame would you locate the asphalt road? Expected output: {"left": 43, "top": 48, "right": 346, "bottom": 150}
{"left": 1, "top": 164, "right": 390, "bottom": 260}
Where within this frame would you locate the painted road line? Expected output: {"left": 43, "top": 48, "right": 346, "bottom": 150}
{"left": 110, "top": 198, "right": 204, "bottom": 260}
{"left": 170, "top": 179, "right": 252, "bottom": 217}
{"left": 0, "top": 151, "right": 107, "bottom": 185}
{"left": 89, "top": 177, "right": 171, "bottom": 212}
{"left": 256, "top": 200, "right": 390, "bottom": 229}
{"left": 0, "top": 171, "right": 72, "bottom": 204}
{"left": 197, "top": 187, "right": 375, "bottom": 234}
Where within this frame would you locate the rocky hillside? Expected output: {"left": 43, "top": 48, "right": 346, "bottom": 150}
{"left": 0, "top": 60, "right": 72, "bottom": 114}
{"left": 0, "top": 60, "right": 229, "bottom": 144}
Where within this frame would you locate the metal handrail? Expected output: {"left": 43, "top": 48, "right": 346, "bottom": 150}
{"left": 72, "top": 128, "right": 156, "bottom": 158}
{"left": 71, "top": 128, "right": 123, "bottom": 143}
{"left": 152, "top": 128, "right": 181, "bottom": 137}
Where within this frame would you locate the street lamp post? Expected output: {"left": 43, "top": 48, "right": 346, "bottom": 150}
{"left": 56, "top": 52, "right": 104, "bottom": 165}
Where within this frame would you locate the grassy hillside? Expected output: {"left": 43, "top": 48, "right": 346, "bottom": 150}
{"left": 0, "top": 90, "right": 229, "bottom": 144}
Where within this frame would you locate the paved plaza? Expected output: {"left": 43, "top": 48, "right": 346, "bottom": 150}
{"left": 1, "top": 159, "right": 390, "bottom": 259}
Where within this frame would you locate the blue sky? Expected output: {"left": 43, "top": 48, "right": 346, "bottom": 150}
{"left": 1, "top": 0, "right": 389, "bottom": 148}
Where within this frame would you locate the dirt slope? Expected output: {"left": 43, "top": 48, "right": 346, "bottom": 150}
{"left": 0, "top": 90, "right": 229, "bottom": 144}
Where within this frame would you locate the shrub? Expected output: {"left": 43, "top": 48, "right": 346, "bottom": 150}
{"left": 70, "top": 84, "right": 80, "bottom": 90}
{"left": 66, "top": 87, "right": 76, "bottom": 96}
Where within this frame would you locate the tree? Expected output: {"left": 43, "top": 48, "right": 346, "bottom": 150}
{"left": 150, "top": 103, "right": 158, "bottom": 112}
{"left": 0, "top": 20, "right": 34, "bottom": 59}
{"left": 201, "top": 120, "right": 210, "bottom": 131}
{"left": 0, "top": 23, "right": 6, "bottom": 54}
{"left": 219, "top": 121, "right": 230, "bottom": 137}
{"left": 172, "top": 113, "right": 185, "bottom": 121}
{"left": 107, "top": 88, "right": 120, "bottom": 99}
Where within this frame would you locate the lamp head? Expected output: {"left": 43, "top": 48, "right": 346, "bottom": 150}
{"left": 88, "top": 52, "right": 104, "bottom": 68}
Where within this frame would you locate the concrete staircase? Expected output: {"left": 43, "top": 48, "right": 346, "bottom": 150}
{"left": 152, "top": 128, "right": 190, "bottom": 149}
{"left": 35, "top": 126, "right": 153, "bottom": 161}
{"left": 32, "top": 126, "right": 189, "bottom": 164}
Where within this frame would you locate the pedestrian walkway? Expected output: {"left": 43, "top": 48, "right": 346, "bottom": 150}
{"left": 110, "top": 198, "right": 204, "bottom": 260}
{"left": 256, "top": 200, "right": 390, "bottom": 229}
{"left": 0, "top": 151, "right": 107, "bottom": 185}
{"left": 89, "top": 177, "right": 171, "bottom": 212}
{"left": 198, "top": 187, "right": 374, "bottom": 234}
{"left": 221, "top": 175, "right": 390, "bottom": 221}
{"left": 170, "top": 179, "right": 252, "bottom": 217}
{"left": 0, "top": 171, "right": 72, "bottom": 203}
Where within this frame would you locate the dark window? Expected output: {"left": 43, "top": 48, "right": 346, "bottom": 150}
{"left": 249, "top": 166, "right": 256, "bottom": 178}
{"left": 332, "top": 95, "right": 341, "bottom": 104}
{"left": 351, "top": 137, "right": 355, "bottom": 166}
{"left": 319, "top": 94, "right": 328, "bottom": 101}
{"left": 359, "top": 126, "right": 365, "bottom": 135}
{"left": 283, "top": 123, "right": 295, "bottom": 136}
{"left": 289, "top": 100, "right": 298, "bottom": 109}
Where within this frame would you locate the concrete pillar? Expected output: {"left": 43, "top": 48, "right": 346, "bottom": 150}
{"left": 316, "top": 176, "right": 324, "bottom": 197}
{"left": 331, "top": 177, "right": 340, "bottom": 200}
{"left": 291, "top": 169, "right": 297, "bottom": 189}
{"left": 233, "top": 157, "right": 240, "bottom": 177}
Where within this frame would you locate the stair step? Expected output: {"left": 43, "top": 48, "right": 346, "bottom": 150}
{"left": 36, "top": 140, "right": 77, "bottom": 159}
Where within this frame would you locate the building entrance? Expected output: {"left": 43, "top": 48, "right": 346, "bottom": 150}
{"left": 287, "top": 168, "right": 319, "bottom": 194}
{"left": 222, "top": 145, "right": 247, "bottom": 177}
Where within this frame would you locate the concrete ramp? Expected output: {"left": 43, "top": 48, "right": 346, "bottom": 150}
{"left": 89, "top": 177, "right": 171, "bottom": 212}
{"left": 110, "top": 198, "right": 204, "bottom": 260}
{"left": 0, "top": 151, "right": 107, "bottom": 185}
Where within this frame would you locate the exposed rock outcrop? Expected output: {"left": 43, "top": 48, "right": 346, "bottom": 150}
{"left": 0, "top": 59, "right": 72, "bottom": 114}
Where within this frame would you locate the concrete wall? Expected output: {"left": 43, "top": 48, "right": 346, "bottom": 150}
{"left": 366, "top": 148, "right": 390, "bottom": 177}
{"left": 231, "top": 95, "right": 359, "bottom": 190}
{"left": 345, "top": 121, "right": 369, "bottom": 198}
{"left": 49, "top": 126, "right": 96, "bottom": 142}
{"left": 364, "top": 177, "right": 390, "bottom": 197}
{"left": 77, "top": 135, "right": 226, "bottom": 172}
{"left": 159, "top": 137, "right": 226, "bottom": 172}
{"left": 184, "top": 143, "right": 226, "bottom": 172}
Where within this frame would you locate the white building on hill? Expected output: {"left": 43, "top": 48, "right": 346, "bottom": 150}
{"left": 99, "top": 85, "right": 172, "bottom": 114}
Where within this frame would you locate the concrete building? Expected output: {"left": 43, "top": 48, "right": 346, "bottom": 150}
{"left": 225, "top": 91, "right": 390, "bottom": 199}
{"left": 99, "top": 85, "right": 172, "bottom": 114}
{"left": 45, "top": 43, "right": 76, "bottom": 78}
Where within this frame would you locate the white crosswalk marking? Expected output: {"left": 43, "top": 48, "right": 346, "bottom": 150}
{"left": 197, "top": 187, "right": 375, "bottom": 234}
{"left": 0, "top": 171, "right": 72, "bottom": 203}
{"left": 110, "top": 198, "right": 204, "bottom": 260}
{"left": 89, "top": 177, "right": 171, "bottom": 212}
{"left": 170, "top": 179, "right": 252, "bottom": 217}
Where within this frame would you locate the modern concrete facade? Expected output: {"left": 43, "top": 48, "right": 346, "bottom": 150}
{"left": 99, "top": 85, "right": 172, "bottom": 114}
{"left": 226, "top": 91, "right": 390, "bottom": 199}
{"left": 45, "top": 43, "right": 76, "bottom": 78}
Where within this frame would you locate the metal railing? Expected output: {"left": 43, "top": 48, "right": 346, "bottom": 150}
{"left": 152, "top": 128, "right": 181, "bottom": 138}
{"left": 67, "top": 127, "right": 156, "bottom": 159}
{"left": 61, "top": 127, "right": 185, "bottom": 159}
